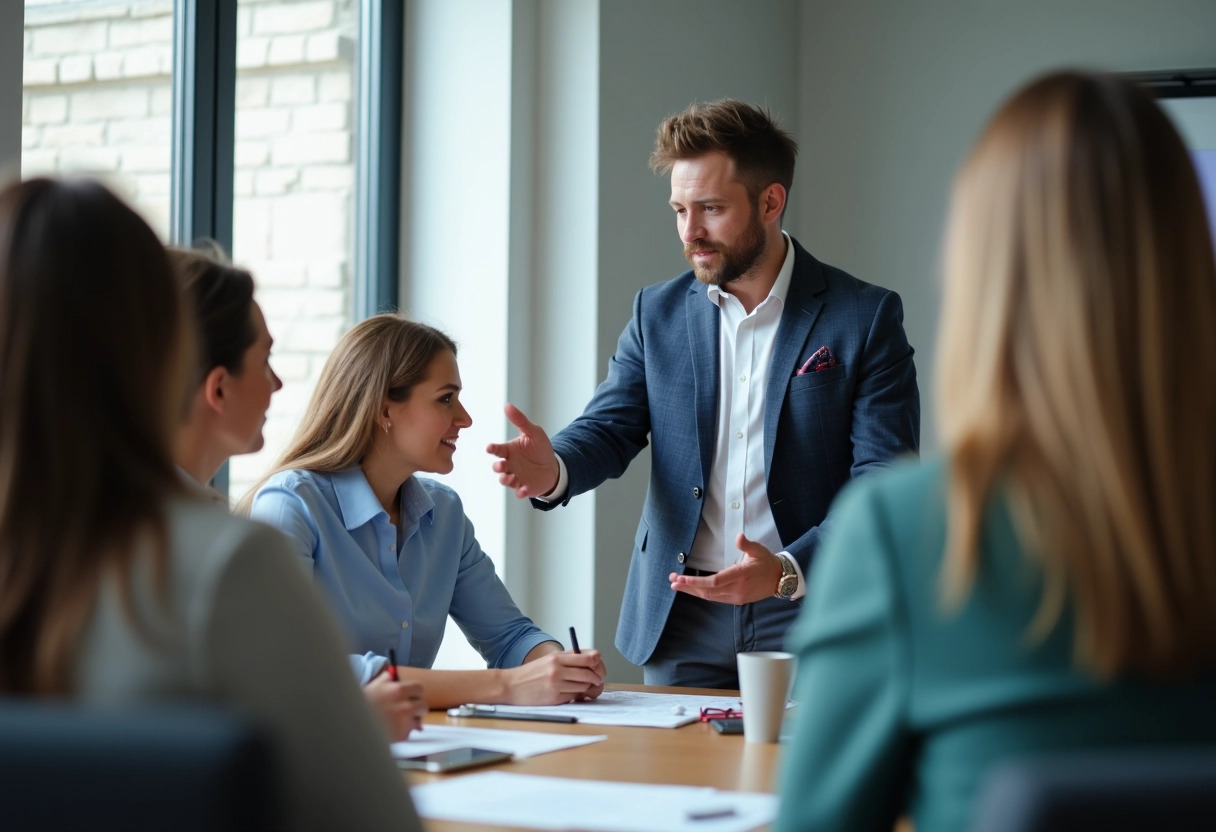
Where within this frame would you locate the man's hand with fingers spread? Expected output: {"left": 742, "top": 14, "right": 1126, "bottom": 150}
{"left": 668, "top": 533, "right": 786, "bottom": 605}
{"left": 487, "top": 403, "right": 561, "bottom": 499}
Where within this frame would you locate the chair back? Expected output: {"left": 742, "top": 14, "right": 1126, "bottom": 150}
{"left": 970, "top": 748, "right": 1216, "bottom": 832}
{"left": 0, "top": 702, "right": 279, "bottom": 832}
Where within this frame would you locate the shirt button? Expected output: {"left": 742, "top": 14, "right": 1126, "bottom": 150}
{"left": 677, "top": 552, "right": 686, "bottom": 563}
{"left": 739, "top": 375, "right": 747, "bottom": 383}
{"left": 735, "top": 430, "right": 743, "bottom": 439}
{"left": 401, "top": 621, "right": 409, "bottom": 629}
{"left": 731, "top": 501, "right": 740, "bottom": 510}
{"left": 693, "top": 487, "right": 702, "bottom": 498}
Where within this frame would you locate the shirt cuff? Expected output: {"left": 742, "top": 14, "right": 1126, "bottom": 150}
{"left": 535, "top": 455, "right": 569, "bottom": 503}
{"left": 781, "top": 551, "right": 808, "bottom": 601}
{"left": 350, "top": 652, "right": 388, "bottom": 685}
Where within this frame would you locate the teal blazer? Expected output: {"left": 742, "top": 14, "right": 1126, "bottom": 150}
{"left": 775, "top": 459, "right": 1216, "bottom": 832}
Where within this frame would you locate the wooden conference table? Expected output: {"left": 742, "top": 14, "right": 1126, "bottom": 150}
{"left": 406, "top": 683, "right": 782, "bottom": 832}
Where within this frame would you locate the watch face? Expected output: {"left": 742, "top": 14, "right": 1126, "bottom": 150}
{"left": 778, "top": 574, "right": 798, "bottom": 599}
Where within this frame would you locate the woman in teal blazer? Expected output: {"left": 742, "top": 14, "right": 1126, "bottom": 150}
{"left": 775, "top": 70, "right": 1216, "bottom": 832}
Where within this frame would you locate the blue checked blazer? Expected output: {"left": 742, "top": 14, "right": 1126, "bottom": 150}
{"left": 537, "top": 238, "right": 920, "bottom": 666}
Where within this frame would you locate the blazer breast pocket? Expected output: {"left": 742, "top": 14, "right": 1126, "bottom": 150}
{"left": 788, "top": 363, "right": 848, "bottom": 395}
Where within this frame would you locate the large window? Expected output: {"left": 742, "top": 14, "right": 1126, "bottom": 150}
{"left": 229, "top": 0, "right": 360, "bottom": 500}
{"left": 22, "top": 0, "right": 176, "bottom": 236}
{"left": 22, "top": 0, "right": 399, "bottom": 503}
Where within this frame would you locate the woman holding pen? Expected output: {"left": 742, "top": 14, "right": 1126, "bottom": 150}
{"left": 170, "top": 246, "right": 425, "bottom": 740}
{"left": 244, "top": 314, "right": 605, "bottom": 708}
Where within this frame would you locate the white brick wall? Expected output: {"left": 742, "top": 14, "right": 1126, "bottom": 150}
{"left": 23, "top": 0, "right": 359, "bottom": 503}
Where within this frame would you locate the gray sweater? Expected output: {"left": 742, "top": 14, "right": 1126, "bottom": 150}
{"left": 75, "top": 497, "right": 421, "bottom": 832}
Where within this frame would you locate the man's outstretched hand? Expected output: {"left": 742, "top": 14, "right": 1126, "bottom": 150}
{"left": 487, "top": 403, "right": 561, "bottom": 499}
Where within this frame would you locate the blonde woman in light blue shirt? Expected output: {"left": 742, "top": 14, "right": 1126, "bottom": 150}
{"left": 245, "top": 314, "right": 606, "bottom": 709}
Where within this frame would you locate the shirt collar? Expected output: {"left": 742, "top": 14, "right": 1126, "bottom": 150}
{"left": 705, "top": 231, "right": 795, "bottom": 309}
{"left": 332, "top": 467, "right": 435, "bottom": 531}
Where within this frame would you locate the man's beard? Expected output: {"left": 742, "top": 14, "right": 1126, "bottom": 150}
{"left": 684, "top": 211, "right": 767, "bottom": 287}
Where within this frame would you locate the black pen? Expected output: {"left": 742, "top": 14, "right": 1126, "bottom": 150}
{"left": 446, "top": 704, "right": 577, "bottom": 724}
{"left": 569, "top": 626, "right": 581, "bottom": 653}
{"left": 687, "top": 807, "right": 738, "bottom": 821}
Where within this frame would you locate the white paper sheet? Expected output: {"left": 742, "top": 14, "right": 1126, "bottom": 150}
{"left": 391, "top": 724, "right": 606, "bottom": 760}
{"left": 485, "top": 690, "right": 745, "bottom": 728}
{"left": 411, "top": 771, "right": 778, "bottom": 832}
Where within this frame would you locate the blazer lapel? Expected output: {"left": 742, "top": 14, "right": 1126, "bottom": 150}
{"left": 686, "top": 285, "right": 720, "bottom": 481}
{"left": 764, "top": 243, "right": 825, "bottom": 476}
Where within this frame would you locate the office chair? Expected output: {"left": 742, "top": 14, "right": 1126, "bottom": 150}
{"left": 0, "top": 702, "right": 280, "bottom": 832}
{"left": 970, "top": 748, "right": 1216, "bottom": 832}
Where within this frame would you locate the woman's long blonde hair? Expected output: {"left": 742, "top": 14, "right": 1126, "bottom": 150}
{"left": 0, "top": 179, "right": 192, "bottom": 694}
{"left": 937, "top": 70, "right": 1216, "bottom": 677}
{"left": 238, "top": 314, "right": 456, "bottom": 511}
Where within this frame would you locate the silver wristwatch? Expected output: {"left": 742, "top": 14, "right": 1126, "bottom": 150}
{"left": 774, "top": 554, "right": 798, "bottom": 600}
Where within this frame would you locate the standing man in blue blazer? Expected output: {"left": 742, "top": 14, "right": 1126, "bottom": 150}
{"left": 488, "top": 100, "right": 920, "bottom": 688}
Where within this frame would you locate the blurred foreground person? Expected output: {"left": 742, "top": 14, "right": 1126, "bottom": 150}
{"left": 776, "top": 71, "right": 1216, "bottom": 832}
{"left": 0, "top": 178, "right": 421, "bottom": 832}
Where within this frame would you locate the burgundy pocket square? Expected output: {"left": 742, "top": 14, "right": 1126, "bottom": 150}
{"left": 796, "top": 346, "right": 838, "bottom": 376}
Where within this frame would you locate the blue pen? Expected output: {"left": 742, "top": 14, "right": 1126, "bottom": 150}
{"left": 569, "top": 626, "right": 581, "bottom": 653}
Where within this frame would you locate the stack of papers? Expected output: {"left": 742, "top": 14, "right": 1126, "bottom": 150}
{"left": 412, "top": 771, "right": 779, "bottom": 832}
{"left": 487, "top": 690, "right": 745, "bottom": 728}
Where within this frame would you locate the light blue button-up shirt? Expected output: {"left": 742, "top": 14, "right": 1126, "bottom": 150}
{"left": 251, "top": 467, "right": 557, "bottom": 684}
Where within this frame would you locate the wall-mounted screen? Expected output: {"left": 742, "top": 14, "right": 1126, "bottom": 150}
{"left": 1140, "top": 70, "right": 1216, "bottom": 254}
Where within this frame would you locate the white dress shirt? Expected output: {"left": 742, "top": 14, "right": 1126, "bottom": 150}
{"left": 684, "top": 232, "right": 806, "bottom": 599}
{"left": 546, "top": 232, "right": 806, "bottom": 600}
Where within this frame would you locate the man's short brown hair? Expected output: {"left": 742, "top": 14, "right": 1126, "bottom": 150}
{"left": 649, "top": 99, "right": 797, "bottom": 202}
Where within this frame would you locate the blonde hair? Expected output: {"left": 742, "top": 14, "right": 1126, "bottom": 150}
{"left": 0, "top": 178, "right": 192, "bottom": 694}
{"left": 937, "top": 70, "right": 1216, "bottom": 676}
{"left": 238, "top": 314, "right": 456, "bottom": 511}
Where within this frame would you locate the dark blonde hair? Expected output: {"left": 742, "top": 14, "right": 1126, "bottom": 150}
{"left": 239, "top": 314, "right": 456, "bottom": 510}
{"left": 937, "top": 70, "right": 1216, "bottom": 677}
{"left": 0, "top": 178, "right": 192, "bottom": 694}
{"left": 649, "top": 98, "right": 797, "bottom": 204}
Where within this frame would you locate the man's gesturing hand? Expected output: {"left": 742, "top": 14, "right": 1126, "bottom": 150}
{"left": 668, "top": 534, "right": 785, "bottom": 605}
{"left": 486, "top": 403, "right": 561, "bottom": 499}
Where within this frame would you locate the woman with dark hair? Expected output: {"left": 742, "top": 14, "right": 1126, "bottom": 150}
{"left": 0, "top": 178, "right": 420, "bottom": 832}
{"left": 171, "top": 245, "right": 427, "bottom": 741}
{"left": 774, "top": 70, "right": 1216, "bottom": 832}
{"left": 170, "top": 245, "right": 281, "bottom": 487}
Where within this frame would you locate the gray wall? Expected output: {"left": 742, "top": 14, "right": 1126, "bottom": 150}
{"left": 0, "top": 2, "right": 23, "bottom": 178}
{"left": 794, "top": 0, "right": 1216, "bottom": 454}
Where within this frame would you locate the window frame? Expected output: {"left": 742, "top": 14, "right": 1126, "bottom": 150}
{"left": 169, "top": 0, "right": 403, "bottom": 494}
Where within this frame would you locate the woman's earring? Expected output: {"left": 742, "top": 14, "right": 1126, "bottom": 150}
{"left": 382, "top": 421, "right": 391, "bottom": 435}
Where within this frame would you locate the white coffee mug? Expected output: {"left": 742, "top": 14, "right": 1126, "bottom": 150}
{"left": 737, "top": 651, "right": 795, "bottom": 743}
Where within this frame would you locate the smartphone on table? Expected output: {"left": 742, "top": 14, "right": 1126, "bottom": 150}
{"left": 708, "top": 718, "right": 744, "bottom": 734}
{"left": 395, "top": 746, "right": 513, "bottom": 772}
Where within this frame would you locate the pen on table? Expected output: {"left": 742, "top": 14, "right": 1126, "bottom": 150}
{"left": 687, "top": 807, "right": 738, "bottom": 821}
{"left": 387, "top": 648, "right": 399, "bottom": 682}
{"left": 569, "top": 626, "right": 581, "bottom": 654}
{"left": 446, "top": 704, "right": 577, "bottom": 724}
